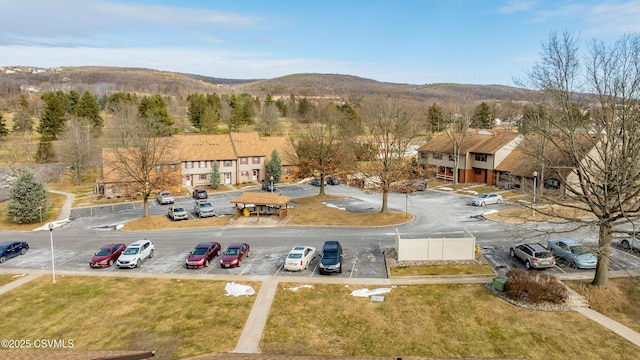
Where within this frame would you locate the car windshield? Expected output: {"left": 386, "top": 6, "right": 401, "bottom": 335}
{"left": 192, "top": 248, "right": 208, "bottom": 255}
{"left": 323, "top": 251, "right": 339, "bottom": 259}
{"left": 288, "top": 253, "right": 302, "bottom": 259}
{"left": 225, "top": 248, "right": 239, "bottom": 256}
{"left": 123, "top": 247, "right": 140, "bottom": 255}
{"left": 96, "top": 248, "right": 111, "bottom": 256}
{"left": 537, "top": 251, "right": 553, "bottom": 258}
{"left": 478, "top": 194, "right": 489, "bottom": 198}
{"left": 199, "top": 203, "right": 212, "bottom": 209}
{"left": 161, "top": 192, "right": 170, "bottom": 197}
{"left": 175, "top": 207, "right": 186, "bottom": 212}
{"left": 570, "top": 245, "right": 589, "bottom": 255}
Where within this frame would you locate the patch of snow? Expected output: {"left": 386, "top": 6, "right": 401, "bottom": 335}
{"left": 12, "top": 274, "right": 27, "bottom": 278}
{"left": 323, "top": 202, "right": 346, "bottom": 210}
{"left": 115, "top": 224, "right": 125, "bottom": 230}
{"left": 32, "top": 219, "right": 71, "bottom": 232}
{"left": 225, "top": 282, "right": 255, "bottom": 297}
{"left": 285, "top": 284, "right": 315, "bottom": 291}
{"left": 483, "top": 210, "right": 498, "bottom": 215}
{"left": 351, "top": 287, "right": 392, "bottom": 297}
{"left": 464, "top": 190, "right": 478, "bottom": 196}
{"left": 438, "top": 187, "right": 454, "bottom": 191}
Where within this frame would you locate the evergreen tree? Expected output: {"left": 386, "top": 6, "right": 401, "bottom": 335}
{"left": 187, "top": 93, "right": 206, "bottom": 129}
{"left": 35, "top": 138, "right": 55, "bottom": 163}
{"left": 7, "top": 171, "right": 49, "bottom": 224}
{"left": 12, "top": 95, "right": 34, "bottom": 133}
{"left": 471, "top": 102, "right": 494, "bottom": 128}
{"left": 275, "top": 98, "right": 288, "bottom": 117}
{"left": 37, "top": 91, "right": 68, "bottom": 139}
{"left": 209, "top": 161, "right": 221, "bottom": 189}
{"left": 75, "top": 91, "right": 103, "bottom": 137}
{"left": 0, "top": 113, "right": 8, "bottom": 137}
{"left": 138, "top": 94, "right": 173, "bottom": 135}
{"left": 266, "top": 149, "right": 282, "bottom": 182}
{"left": 427, "top": 103, "right": 446, "bottom": 132}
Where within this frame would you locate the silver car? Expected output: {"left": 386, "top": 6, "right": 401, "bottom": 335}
{"left": 156, "top": 191, "right": 174, "bottom": 205}
{"left": 194, "top": 200, "right": 216, "bottom": 218}
{"left": 167, "top": 206, "right": 189, "bottom": 221}
{"left": 509, "top": 243, "right": 555, "bottom": 269}
{"left": 471, "top": 193, "right": 503, "bottom": 206}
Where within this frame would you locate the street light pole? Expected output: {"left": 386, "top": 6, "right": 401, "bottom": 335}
{"left": 270, "top": 176, "right": 274, "bottom": 193}
{"left": 48, "top": 222, "right": 56, "bottom": 284}
{"left": 532, "top": 171, "right": 538, "bottom": 218}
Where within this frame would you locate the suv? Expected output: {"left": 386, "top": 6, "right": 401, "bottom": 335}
{"left": 168, "top": 206, "right": 189, "bottom": 221}
{"left": 319, "top": 240, "right": 343, "bottom": 275}
{"left": 194, "top": 200, "right": 216, "bottom": 218}
{"left": 509, "top": 243, "right": 555, "bottom": 270}
{"left": 262, "top": 181, "right": 276, "bottom": 192}
{"left": 116, "top": 239, "right": 155, "bottom": 269}
{"left": 156, "top": 191, "right": 174, "bottom": 205}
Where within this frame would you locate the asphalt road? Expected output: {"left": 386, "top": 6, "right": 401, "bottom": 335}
{"left": 2, "top": 183, "right": 640, "bottom": 277}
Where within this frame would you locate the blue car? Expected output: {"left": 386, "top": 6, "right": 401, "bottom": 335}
{"left": 547, "top": 239, "right": 597, "bottom": 269}
{"left": 0, "top": 241, "right": 30, "bottom": 263}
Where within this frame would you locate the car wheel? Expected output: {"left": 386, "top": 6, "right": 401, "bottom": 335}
{"left": 525, "top": 260, "right": 532, "bottom": 269}
{"left": 496, "top": 199, "right": 502, "bottom": 204}
{"left": 136, "top": 259, "right": 141, "bottom": 268}
{"left": 109, "top": 259, "right": 114, "bottom": 267}
{"left": 205, "top": 259, "right": 210, "bottom": 267}
{"left": 21, "top": 248, "right": 27, "bottom": 255}
{"left": 509, "top": 249, "right": 515, "bottom": 258}
{"left": 480, "top": 201, "right": 486, "bottom": 206}
{"left": 149, "top": 249, "right": 154, "bottom": 258}
{"left": 621, "top": 240, "right": 631, "bottom": 250}
{"left": 0, "top": 256, "right": 5, "bottom": 263}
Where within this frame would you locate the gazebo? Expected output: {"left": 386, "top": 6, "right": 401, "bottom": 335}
{"left": 229, "top": 192, "right": 292, "bottom": 220}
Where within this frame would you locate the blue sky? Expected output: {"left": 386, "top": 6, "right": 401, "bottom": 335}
{"left": 1, "top": 0, "right": 639, "bottom": 86}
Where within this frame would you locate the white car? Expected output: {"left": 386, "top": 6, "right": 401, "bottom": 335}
{"left": 156, "top": 191, "right": 174, "bottom": 205}
{"left": 116, "top": 239, "right": 155, "bottom": 269}
{"left": 471, "top": 193, "right": 503, "bottom": 206}
{"left": 284, "top": 246, "right": 317, "bottom": 271}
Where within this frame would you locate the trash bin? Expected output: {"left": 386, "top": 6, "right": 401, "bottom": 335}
{"left": 492, "top": 276, "right": 507, "bottom": 292}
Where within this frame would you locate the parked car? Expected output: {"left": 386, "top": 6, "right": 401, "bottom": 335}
{"left": 471, "top": 193, "right": 503, "bottom": 206}
{"left": 90, "top": 243, "right": 126, "bottom": 268}
{"left": 547, "top": 239, "right": 597, "bottom": 269}
{"left": 168, "top": 206, "right": 189, "bottom": 221}
{"left": 0, "top": 241, "right": 29, "bottom": 263}
{"left": 310, "top": 178, "right": 327, "bottom": 187}
{"left": 398, "top": 179, "right": 427, "bottom": 193}
{"left": 326, "top": 176, "right": 341, "bottom": 185}
{"left": 116, "top": 239, "right": 155, "bottom": 269}
{"left": 262, "top": 181, "right": 276, "bottom": 191}
{"left": 509, "top": 243, "right": 555, "bottom": 270}
{"left": 284, "top": 246, "right": 317, "bottom": 271}
{"left": 319, "top": 241, "right": 343, "bottom": 275}
{"left": 621, "top": 232, "right": 640, "bottom": 252}
{"left": 194, "top": 200, "right": 216, "bottom": 218}
{"left": 220, "top": 242, "right": 250, "bottom": 268}
{"left": 185, "top": 242, "right": 221, "bottom": 269}
{"left": 192, "top": 188, "right": 208, "bottom": 199}
{"left": 156, "top": 190, "right": 174, "bottom": 205}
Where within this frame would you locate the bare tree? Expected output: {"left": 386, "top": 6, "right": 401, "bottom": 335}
{"left": 60, "top": 117, "right": 93, "bottom": 185}
{"left": 257, "top": 102, "right": 281, "bottom": 136}
{"left": 360, "top": 97, "right": 419, "bottom": 212}
{"left": 442, "top": 100, "right": 472, "bottom": 185}
{"left": 519, "top": 31, "right": 640, "bottom": 288}
{"left": 105, "top": 100, "right": 176, "bottom": 217}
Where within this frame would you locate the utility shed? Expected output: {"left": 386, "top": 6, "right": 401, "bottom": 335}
{"left": 230, "top": 192, "right": 292, "bottom": 220}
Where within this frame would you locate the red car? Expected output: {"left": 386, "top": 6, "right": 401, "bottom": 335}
{"left": 185, "top": 242, "right": 221, "bottom": 269}
{"left": 220, "top": 242, "right": 250, "bottom": 268}
{"left": 90, "top": 243, "right": 126, "bottom": 268}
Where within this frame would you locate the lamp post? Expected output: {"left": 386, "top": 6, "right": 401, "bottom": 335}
{"left": 48, "top": 222, "right": 56, "bottom": 284}
{"left": 532, "top": 171, "right": 538, "bottom": 218}
{"left": 270, "top": 176, "right": 274, "bottom": 193}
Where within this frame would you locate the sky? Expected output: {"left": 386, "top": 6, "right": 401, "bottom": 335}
{"left": 1, "top": 0, "right": 639, "bottom": 86}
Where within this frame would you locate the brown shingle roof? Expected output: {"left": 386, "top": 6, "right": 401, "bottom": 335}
{"left": 230, "top": 192, "right": 292, "bottom": 206}
{"left": 418, "top": 130, "right": 519, "bottom": 155}
{"left": 261, "top": 136, "right": 299, "bottom": 166}
{"left": 172, "top": 134, "right": 236, "bottom": 161}
{"left": 230, "top": 132, "right": 263, "bottom": 157}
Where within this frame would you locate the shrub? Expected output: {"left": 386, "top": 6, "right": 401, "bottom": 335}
{"left": 504, "top": 269, "right": 567, "bottom": 305}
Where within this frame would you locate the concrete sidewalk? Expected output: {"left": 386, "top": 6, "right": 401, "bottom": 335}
{"left": 48, "top": 190, "right": 75, "bottom": 220}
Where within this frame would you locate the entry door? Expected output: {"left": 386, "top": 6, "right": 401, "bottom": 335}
{"left": 252, "top": 170, "right": 258, "bottom": 181}
{"left": 224, "top": 173, "right": 231, "bottom": 185}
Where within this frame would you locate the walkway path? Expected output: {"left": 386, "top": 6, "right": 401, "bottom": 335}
{"left": 48, "top": 189, "right": 75, "bottom": 221}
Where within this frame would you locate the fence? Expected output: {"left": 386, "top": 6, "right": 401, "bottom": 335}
{"left": 395, "top": 228, "right": 476, "bottom": 261}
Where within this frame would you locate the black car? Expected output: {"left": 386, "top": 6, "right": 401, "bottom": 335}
{"left": 0, "top": 241, "right": 29, "bottom": 263}
{"left": 319, "top": 240, "right": 343, "bottom": 274}
{"left": 327, "top": 176, "right": 341, "bottom": 185}
{"left": 192, "top": 188, "right": 208, "bottom": 199}
{"left": 262, "top": 181, "right": 276, "bottom": 191}
{"left": 310, "top": 178, "right": 327, "bottom": 187}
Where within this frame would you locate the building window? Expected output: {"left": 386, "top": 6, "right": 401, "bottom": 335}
{"left": 448, "top": 154, "right": 456, "bottom": 161}
{"left": 474, "top": 168, "right": 482, "bottom": 175}
{"left": 224, "top": 160, "right": 232, "bottom": 167}
{"left": 241, "top": 171, "right": 249, "bottom": 176}
{"left": 199, "top": 174, "right": 207, "bottom": 180}
{"left": 252, "top": 157, "right": 260, "bottom": 164}
{"left": 240, "top": 157, "right": 248, "bottom": 164}
{"left": 170, "top": 164, "right": 176, "bottom": 172}
{"left": 474, "top": 153, "right": 487, "bottom": 161}
{"left": 186, "top": 161, "right": 193, "bottom": 169}
{"left": 155, "top": 165, "right": 162, "bottom": 173}
{"left": 199, "top": 161, "right": 206, "bottom": 168}
{"left": 432, "top": 153, "right": 443, "bottom": 160}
